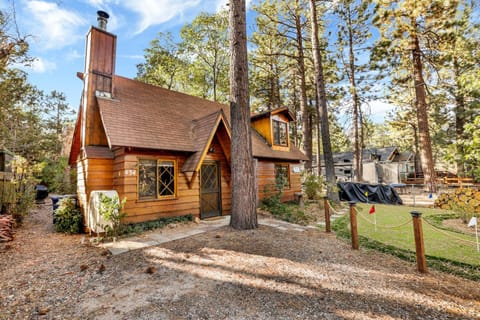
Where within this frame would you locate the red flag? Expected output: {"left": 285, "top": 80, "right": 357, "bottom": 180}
{"left": 369, "top": 205, "right": 375, "bottom": 214}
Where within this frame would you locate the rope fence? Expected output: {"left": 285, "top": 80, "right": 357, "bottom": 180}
{"left": 422, "top": 218, "right": 479, "bottom": 246}
{"left": 327, "top": 200, "right": 480, "bottom": 274}
{"left": 353, "top": 207, "right": 413, "bottom": 230}
{"left": 327, "top": 201, "right": 344, "bottom": 216}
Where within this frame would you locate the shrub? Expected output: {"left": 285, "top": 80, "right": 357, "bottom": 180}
{"left": 98, "top": 193, "right": 127, "bottom": 239}
{"left": 10, "top": 158, "right": 39, "bottom": 224}
{"left": 303, "top": 173, "right": 324, "bottom": 200}
{"left": 54, "top": 198, "right": 82, "bottom": 234}
{"left": 261, "top": 193, "right": 312, "bottom": 225}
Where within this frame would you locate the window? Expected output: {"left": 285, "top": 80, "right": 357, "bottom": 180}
{"left": 138, "top": 159, "right": 176, "bottom": 199}
{"left": 274, "top": 164, "right": 290, "bottom": 190}
{"left": 273, "top": 120, "right": 288, "bottom": 146}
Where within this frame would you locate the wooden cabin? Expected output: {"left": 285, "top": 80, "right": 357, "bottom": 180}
{"left": 69, "top": 13, "right": 307, "bottom": 225}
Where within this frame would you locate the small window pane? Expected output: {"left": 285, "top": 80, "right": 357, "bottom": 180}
{"left": 273, "top": 120, "right": 288, "bottom": 146}
{"left": 158, "top": 161, "right": 175, "bottom": 197}
{"left": 139, "top": 160, "right": 156, "bottom": 198}
{"left": 275, "top": 164, "right": 290, "bottom": 189}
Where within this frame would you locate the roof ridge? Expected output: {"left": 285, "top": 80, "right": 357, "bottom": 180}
{"left": 113, "top": 75, "right": 226, "bottom": 108}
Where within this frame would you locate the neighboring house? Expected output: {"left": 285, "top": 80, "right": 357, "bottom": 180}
{"left": 69, "top": 13, "right": 307, "bottom": 226}
{"left": 317, "top": 146, "right": 415, "bottom": 184}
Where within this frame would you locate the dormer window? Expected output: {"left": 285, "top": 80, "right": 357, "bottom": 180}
{"left": 273, "top": 120, "right": 288, "bottom": 146}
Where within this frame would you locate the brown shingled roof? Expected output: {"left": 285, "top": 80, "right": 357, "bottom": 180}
{"left": 96, "top": 75, "right": 306, "bottom": 162}
{"left": 98, "top": 75, "right": 228, "bottom": 152}
{"left": 182, "top": 110, "right": 230, "bottom": 173}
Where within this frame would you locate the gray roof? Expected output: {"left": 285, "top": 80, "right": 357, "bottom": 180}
{"left": 318, "top": 146, "right": 401, "bottom": 166}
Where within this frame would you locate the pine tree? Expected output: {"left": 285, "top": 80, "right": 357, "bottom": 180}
{"left": 333, "top": 0, "right": 372, "bottom": 182}
{"left": 229, "top": 0, "right": 258, "bottom": 230}
{"left": 372, "top": 0, "right": 459, "bottom": 192}
{"left": 309, "top": 0, "right": 338, "bottom": 201}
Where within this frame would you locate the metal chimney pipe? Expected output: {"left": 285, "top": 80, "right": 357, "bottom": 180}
{"left": 97, "top": 10, "right": 109, "bottom": 31}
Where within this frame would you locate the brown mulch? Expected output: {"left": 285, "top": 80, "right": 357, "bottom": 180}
{"left": 0, "top": 201, "right": 479, "bottom": 320}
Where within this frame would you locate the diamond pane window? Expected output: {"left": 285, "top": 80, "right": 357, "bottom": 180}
{"left": 158, "top": 161, "right": 175, "bottom": 197}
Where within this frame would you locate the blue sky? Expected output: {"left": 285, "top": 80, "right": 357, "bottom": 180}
{"left": 2, "top": 0, "right": 394, "bottom": 120}
{"left": 2, "top": 0, "right": 242, "bottom": 109}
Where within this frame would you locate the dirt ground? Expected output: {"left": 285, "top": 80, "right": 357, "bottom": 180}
{"left": 1, "top": 201, "right": 479, "bottom": 320}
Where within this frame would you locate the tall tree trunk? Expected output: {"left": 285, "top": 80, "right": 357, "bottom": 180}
{"left": 453, "top": 56, "right": 466, "bottom": 177}
{"left": 411, "top": 26, "right": 436, "bottom": 192}
{"left": 309, "top": 0, "right": 339, "bottom": 202}
{"left": 316, "top": 115, "right": 322, "bottom": 176}
{"left": 359, "top": 105, "right": 364, "bottom": 177}
{"left": 229, "top": 0, "right": 257, "bottom": 230}
{"left": 295, "top": 0, "right": 312, "bottom": 172}
{"left": 346, "top": 5, "right": 362, "bottom": 182}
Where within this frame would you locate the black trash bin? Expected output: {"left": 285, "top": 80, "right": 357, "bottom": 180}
{"left": 35, "top": 185, "right": 49, "bottom": 201}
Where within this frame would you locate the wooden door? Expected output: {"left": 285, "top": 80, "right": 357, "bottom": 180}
{"left": 200, "top": 161, "right": 222, "bottom": 218}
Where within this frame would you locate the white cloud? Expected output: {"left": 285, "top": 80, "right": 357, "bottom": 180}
{"left": 29, "top": 57, "right": 56, "bottom": 73}
{"left": 25, "top": 1, "right": 87, "bottom": 50}
{"left": 120, "top": 0, "right": 201, "bottom": 34}
{"left": 82, "top": 0, "right": 255, "bottom": 35}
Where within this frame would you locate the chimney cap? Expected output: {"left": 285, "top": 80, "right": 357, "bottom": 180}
{"left": 97, "top": 10, "right": 109, "bottom": 19}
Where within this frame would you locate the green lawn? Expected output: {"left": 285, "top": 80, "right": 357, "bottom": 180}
{"left": 332, "top": 203, "right": 480, "bottom": 280}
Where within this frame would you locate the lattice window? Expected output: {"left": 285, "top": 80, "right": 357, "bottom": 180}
{"left": 158, "top": 161, "right": 175, "bottom": 197}
{"left": 201, "top": 164, "right": 218, "bottom": 192}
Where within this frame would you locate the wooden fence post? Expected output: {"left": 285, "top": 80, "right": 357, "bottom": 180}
{"left": 323, "top": 196, "right": 331, "bottom": 233}
{"left": 349, "top": 201, "right": 359, "bottom": 250}
{"left": 411, "top": 211, "right": 427, "bottom": 273}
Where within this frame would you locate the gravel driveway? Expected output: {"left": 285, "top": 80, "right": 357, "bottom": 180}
{"left": 0, "top": 202, "right": 479, "bottom": 319}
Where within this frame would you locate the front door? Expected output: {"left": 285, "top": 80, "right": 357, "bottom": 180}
{"left": 200, "top": 161, "right": 222, "bottom": 219}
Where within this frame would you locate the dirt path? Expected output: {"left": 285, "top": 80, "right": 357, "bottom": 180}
{"left": 1, "top": 201, "right": 479, "bottom": 319}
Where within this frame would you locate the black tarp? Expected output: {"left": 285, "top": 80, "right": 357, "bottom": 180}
{"left": 338, "top": 182, "right": 403, "bottom": 205}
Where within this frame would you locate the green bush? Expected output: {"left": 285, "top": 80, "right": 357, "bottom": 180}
{"left": 303, "top": 173, "right": 324, "bottom": 200}
{"left": 260, "top": 194, "right": 312, "bottom": 225}
{"left": 54, "top": 198, "right": 82, "bottom": 234}
{"left": 98, "top": 193, "right": 127, "bottom": 239}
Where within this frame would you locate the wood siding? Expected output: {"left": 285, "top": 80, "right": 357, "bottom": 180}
{"left": 252, "top": 117, "right": 272, "bottom": 145}
{"left": 77, "top": 157, "right": 114, "bottom": 217}
{"left": 257, "top": 160, "right": 302, "bottom": 203}
{"left": 252, "top": 113, "right": 291, "bottom": 152}
{"left": 113, "top": 149, "right": 199, "bottom": 224}
{"left": 113, "top": 138, "right": 231, "bottom": 224}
